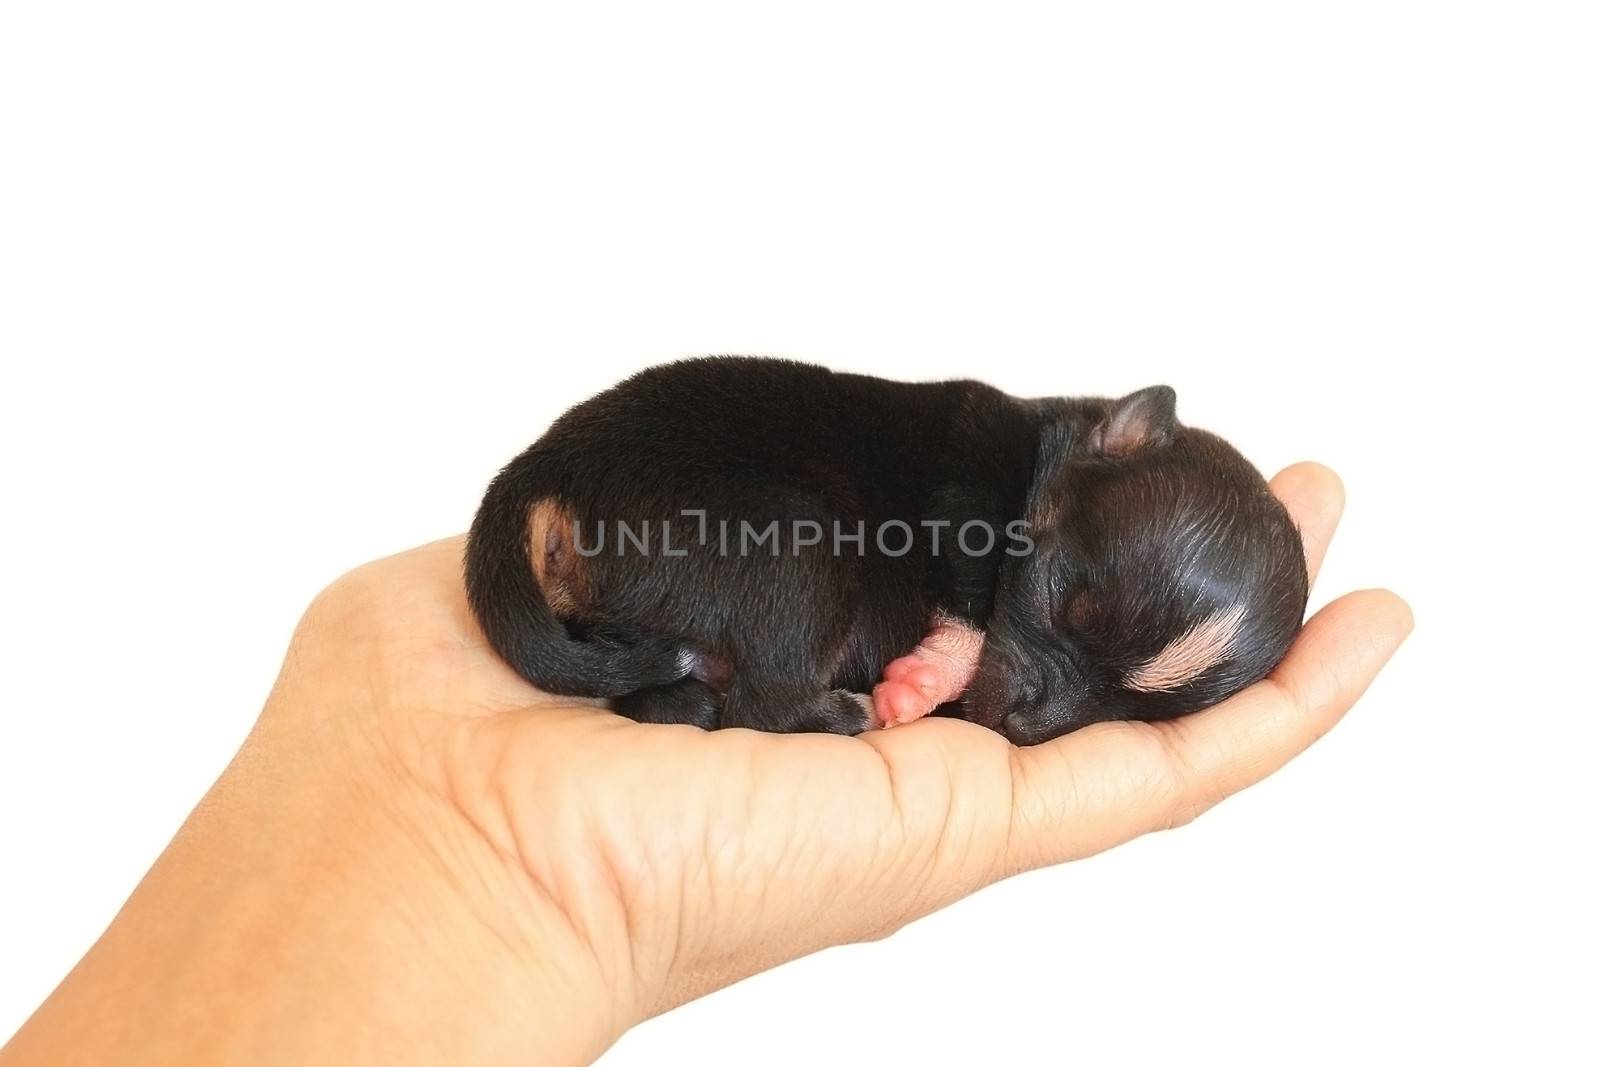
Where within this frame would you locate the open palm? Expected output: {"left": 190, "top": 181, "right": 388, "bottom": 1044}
{"left": 266, "top": 461, "right": 1409, "bottom": 1032}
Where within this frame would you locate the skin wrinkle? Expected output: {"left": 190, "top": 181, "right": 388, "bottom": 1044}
{"left": 1148, "top": 719, "right": 1228, "bottom": 830}
{"left": 586, "top": 805, "right": 644, "bottom": 1005}
{"left": 923, "top": 744, "right": 961, "bottom": 901}
{"left": 1002, "top": 746, "right": 1026, "bottom": 877}
{"left": 945, "top": 730, "right": 1018, "bottom": 892}
{"left": 1003, "top": 745, "right": 1050, "bottom": 877}
{"left": 1125, "top": 604, "right": 1248, "bottom": 694}
{"left": 861, "top": 738, "right": 927, "bottom": 910}
{"left": 479, "top": 721, "right": 645, "bottom": 1011}
{"left": 874, "top": 734, "right": 958, "bottom": 911}
{"left": 355, "top": 724, "right": 530, "bottom": 964}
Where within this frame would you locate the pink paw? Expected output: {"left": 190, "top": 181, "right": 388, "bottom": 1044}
{"left": 873, "top": 658, "right": 949, "bottom": 727}
{"left": 871, "top": 615, "right": 985, "bottom": 728}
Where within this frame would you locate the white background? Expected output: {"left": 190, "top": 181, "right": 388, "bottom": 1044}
{"left": 2, "top": 2, "right": 1595, "bottom": 1063}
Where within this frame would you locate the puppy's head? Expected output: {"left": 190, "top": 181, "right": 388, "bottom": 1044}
{"left": 966, "top": 386, "right": 1308, "bottom": 745}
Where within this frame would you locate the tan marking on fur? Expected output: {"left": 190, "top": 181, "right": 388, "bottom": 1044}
{"left": 1125, "top": 604, "right": 1247, "bottom": 693}
{"left": 527, "top": 497, "right": 589, "bottom": 617}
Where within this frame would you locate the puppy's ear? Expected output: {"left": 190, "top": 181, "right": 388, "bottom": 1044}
{"left": 1087, "top": 385, "right": 1177, "bottom": 459}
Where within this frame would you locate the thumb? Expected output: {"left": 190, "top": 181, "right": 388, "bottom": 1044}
{"left": 1002, "top": 588, "right": 1413, "bottom": 875}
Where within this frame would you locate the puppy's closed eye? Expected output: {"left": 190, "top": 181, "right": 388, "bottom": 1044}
{"left": 1063, "top": 590, "right": 1100, "bottom": 632}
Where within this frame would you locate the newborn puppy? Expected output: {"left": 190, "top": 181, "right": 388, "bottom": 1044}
{"left": 466, "top": 357, "right": 1307, "bottom": 745}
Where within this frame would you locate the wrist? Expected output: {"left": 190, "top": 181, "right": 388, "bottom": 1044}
{"left": 2, "top": 711, "right": 623, "bottom": 1067}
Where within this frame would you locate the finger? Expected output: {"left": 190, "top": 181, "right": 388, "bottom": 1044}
{"left": 1004, "top": 587, "right": 1412, "bottom": 874}
{"left": 1270, "top": 461, "right": 1344, "bottom": 587}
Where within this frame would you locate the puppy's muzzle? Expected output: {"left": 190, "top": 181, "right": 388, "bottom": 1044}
{"left": 967, "top": 629, "right": 1087, "bottom": 745}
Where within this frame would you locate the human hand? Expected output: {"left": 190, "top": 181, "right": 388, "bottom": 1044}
{"left": 0, "top": 463, "right": 1409, "bottom": 1067}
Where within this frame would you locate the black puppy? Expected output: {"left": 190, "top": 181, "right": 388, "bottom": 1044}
{"left": 466, "top": 357, "right": 1307, "bottom": 745}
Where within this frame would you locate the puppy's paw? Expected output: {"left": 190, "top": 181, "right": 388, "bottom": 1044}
{"left": 835, "top": 691, "right": 877, "bottom": 735}
{"left": 872, "top": 617, "right": 986, "bottom": 728}
{"left": 873, "top": 666, "right": 944, "bottom": 727}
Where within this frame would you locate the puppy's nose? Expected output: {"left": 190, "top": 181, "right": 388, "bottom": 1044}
{"left": 1001, "top": 708, "right": 1058, "bottom": 747}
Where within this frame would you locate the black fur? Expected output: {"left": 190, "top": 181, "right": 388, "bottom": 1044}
{"left": 465, "top": 357, "right": 1307, "bottom": 743}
